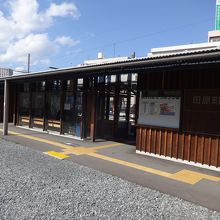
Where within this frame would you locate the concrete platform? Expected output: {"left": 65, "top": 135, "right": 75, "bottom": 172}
{"left": 0, "top": 124, "right": 220, "bottom": 211}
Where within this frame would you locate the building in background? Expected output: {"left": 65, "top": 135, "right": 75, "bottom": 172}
{"left": 0, "top": 68, "right": 13, "bottom": 78}
{"left": 148, "top": 42, "right": 220, "bottom": 57}
{"left": 208, "top": 0, "right": 220, "bottom": 42}
{"left": 83, "top": 52, "right": 130, "bottom": 66}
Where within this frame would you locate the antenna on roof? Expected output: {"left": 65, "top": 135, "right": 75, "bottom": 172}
{"left": 130, "top": 52, "right": 136, "bottom": 59}
{"left": 98, "top": 52, "right": 104, "bottom": 59}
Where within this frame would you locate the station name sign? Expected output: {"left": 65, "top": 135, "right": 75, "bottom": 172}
{"left": 184, "top": 89, "right": 220, "bottom": 111}
{"left": 193, "top": 96, "right": 220, "bottom": 105}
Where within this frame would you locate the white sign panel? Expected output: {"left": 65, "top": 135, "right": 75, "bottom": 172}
{"left": 64, "top": 103, "right": 71, "bottom": 110}
{"left": 138, "top": 95, "right": 181, "bottom": 128}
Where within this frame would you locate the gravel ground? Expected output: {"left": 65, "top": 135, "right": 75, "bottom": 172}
{"left": 0, "top": 139, "right": 220, "bottom": 220}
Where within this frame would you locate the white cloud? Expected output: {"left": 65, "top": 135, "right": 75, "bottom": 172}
{"left": 5, "top": 0, "right": 80, "bottom": 35}
{"left": 0, "top": 34, "right": 57, "bottom": 65}
{"left": 55, "top": 36, "right": 80, "bottom": 46}
{"left": 0, "top": 0, "right": 80, "bottom": 69}
{"left": 8, "top": 0, "right": 46, "bottom": 34}
{"left": 45, "top": 2, "right": 80, "bottom": 19}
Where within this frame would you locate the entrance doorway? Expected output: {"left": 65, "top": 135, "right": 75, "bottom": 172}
{"left": 95, "top": 73, "right": 137, "bottom": 140}
{"left": 62, "top": 79, "right": 83, "bottom": 137}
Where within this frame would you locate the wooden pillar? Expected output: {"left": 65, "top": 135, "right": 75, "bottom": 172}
{"left": 29, "top": 82, "right": 33, "bottom": 128}
{"left": 106, "top": 94, "right": 110, "bottom": 120}
{"left": 113, "top": 75, "right": 120, "bottom": 136}
{"left": 126, "top": 89, "right": 131, "bottom": 133}
{"left": 98, "top": 78, "right": 105, "bottom": 138}
{"left": 12, "top": 83, "right": 18, "bottom": 125}
{"left": 43, "top": 81, "right": 47, "bottom": 131}
{"left": 81, "top": 78, "right": 89, "bottom": 139}
{"left": 3, "top": 80, "right": 9, "bottom": 135}
{"left": 91, "top": 77, "right": 97, "bottom": 142}
{"left": 135, "top": 73, "right": 140, "bottom": 125}
{"left": 60, "top": 80, "right": 65, "bottom": 135}
{"left": 179, "top": 70, "right": 184, "bottom": 133}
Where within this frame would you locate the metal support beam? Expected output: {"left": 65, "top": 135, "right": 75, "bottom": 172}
{"left": 3, "top": 80, "right": 9, "bottom": 135}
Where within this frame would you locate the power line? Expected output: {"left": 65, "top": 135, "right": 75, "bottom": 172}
{"left": 51, "top": 17, "right": 213, "bottom": 63}
{"left": 28, "top": 16, "right": 213, "bottom": 71}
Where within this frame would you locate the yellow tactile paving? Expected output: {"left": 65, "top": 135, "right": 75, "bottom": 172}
{"left": 44, "top": 151, "right": 70, "bottom": 159}
{"left": 2, "top": 129, "right": 220, "bottom": 185}
{"left": 170, "top": 169, "right": 220, "bottom": 184}
{"left": 92, "top": 143, "right": 122, "bottom": 150}
{"left": 2, "top": 130, "right": 122, "bottom": 154}
{"left": 87, "top": 153, "right": 220, "bottom": 185}
{"left": 62, "top": 147, "right": 97, "bottom": 155}
{"left": 4, "top": 130, "right": 73, "bottom": 150}
{"left": 61, "top": 143, "right": 122, "bottom": 156}
{"left": 88, "top": 152, "right": 172, "bottom": 178}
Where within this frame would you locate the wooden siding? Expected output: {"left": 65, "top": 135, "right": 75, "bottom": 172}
{"left": 137, "top": 68, "right": 220, "bottom": 168}
{"left": 139, "top": 68, "right": 220, "bottom": 91}
{"left": 136, "top": 126, "right": 220, "bottom": 167}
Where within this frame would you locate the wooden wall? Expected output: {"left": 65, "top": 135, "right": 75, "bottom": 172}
{"left": 139, "top": 68, "right": 220, "bottom": 90}
{"left": 136, "top": 126, "right": 220, "bottom": 167}
{"left": 137, "top": 67, "right": 220, "bottom": 167}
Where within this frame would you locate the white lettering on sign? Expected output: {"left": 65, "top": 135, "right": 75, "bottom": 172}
{"left": 193, "top": 96, "right": 220, "bottom": 105}
{"left": 192, "top": 96, "right": 201, "bottom": 104}
{"left": 212, "top": 96, "right": 218, "bottom": 104}
{"left": 202, "top": 96, "right": 211, "bottom": 105}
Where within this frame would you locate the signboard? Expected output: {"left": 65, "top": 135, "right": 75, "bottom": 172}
{"left": 138, "top": 94, "right": 181, "bottom": 128}
{"left": 183, "top": 89, "right": 220, "bottom": 134}
{"left": 184, "top": 89, "right": 220, "bottom": 111}
{"left": 216, "top": 0, "right": 220, "bottom": 30}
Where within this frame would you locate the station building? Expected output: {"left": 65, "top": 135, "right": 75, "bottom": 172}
{"left": 1, "top": 42, "right": 220, "bottom": 170}
{"left": 0, "top": 68, "right": 13, "bottom": 78}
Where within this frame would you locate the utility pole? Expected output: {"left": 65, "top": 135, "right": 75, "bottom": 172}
{"left": 27, "top": 53, "right": 30, "bottom": 73}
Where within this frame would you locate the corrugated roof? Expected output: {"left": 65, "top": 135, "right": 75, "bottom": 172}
{"left": 1, "top": 47, "right": 220, "bottom": 82}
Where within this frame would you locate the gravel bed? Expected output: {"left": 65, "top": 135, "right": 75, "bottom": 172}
{"left": 0, "top": 138, "right": 219, "bottom": 220}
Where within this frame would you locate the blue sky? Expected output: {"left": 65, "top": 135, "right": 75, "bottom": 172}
{"left": 0, "top": 0, "right": 216, "bottom": 72}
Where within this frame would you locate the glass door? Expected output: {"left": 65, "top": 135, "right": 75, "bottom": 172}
{"left": 32, "top": 92, "right": 44, "bottom": 128}
{"left": 18, "top": 83, "right": 30, "bottom": 126}
{"left": 45, "top": 80, "right": 61, "bottom": 132}
{"left": 62, "top": 79, "right": 83, "bottom": 137}
{"left": 32, "top": 81, "right": 45, "bottom": 129}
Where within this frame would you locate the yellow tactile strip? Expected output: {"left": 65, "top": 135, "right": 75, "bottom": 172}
{"left": 2, "top": 129, "right": 220, "bottom": 185}
{"left": 87, "top": 153, "right": 220, "bottom": 185}
{"left": 44, "top": 151, "right": 70, "bottom": 159}
{"left": 1, "top": 129, "right": 121, "bottom": 154}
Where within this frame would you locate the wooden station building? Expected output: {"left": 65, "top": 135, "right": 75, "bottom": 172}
{"left": 1, "top": 45, "right": 220, "bottom": 169}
